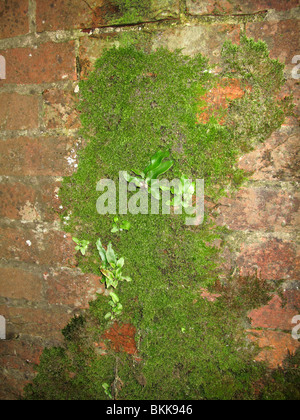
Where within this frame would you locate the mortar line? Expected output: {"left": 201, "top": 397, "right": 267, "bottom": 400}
{"left": 28, "top": 0, "right": 37, "bottom": 34}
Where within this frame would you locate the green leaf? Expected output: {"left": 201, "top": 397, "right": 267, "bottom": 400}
{"left": 96, "top": 239, "right": 108, "bottom": 265}
{"left": 111, "top": 225, "right": 119, "bottom": 233}
{"left": 104, "top": 313, "right": 112, "bottom": 320}
{"left": 146, "top": 160, "right": 174, "bottom": 181}
{"left": 120, "top": 220, "right": 131, "bottom": 231}
{"left": 110, "top": 291, "right": 119, "bottom": 303}
{"left": 122, "top": 276, "right": 132, "bottom": 283}
{"left": 143, "top": 150, "right": 170, "bottom": 176}
{"left": 117, "top": 257, "right": 125, "bottom": 268}
{"left": 106, "top": 242, "right": 117, "bottom": 266}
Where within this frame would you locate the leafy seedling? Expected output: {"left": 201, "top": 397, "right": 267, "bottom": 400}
{"left": 102, "top": 383, "right": 113, "bottom": 399}
{"left": 124, "top": 150, "right": 174, "bottom": 198}
{"left": 72, "top": 237, "right": 90, "bottom": 256}
{"left": 166, "top": 175, "right": 196, "bottom": 208}
{"left": 96, "top": 239, "right": 133, "bottom": 290}
{"left": 111, "top": 216, "right": 131, "bottom": 233}
{"left": 105, "top": 291, "right": 123, "bottom": 320}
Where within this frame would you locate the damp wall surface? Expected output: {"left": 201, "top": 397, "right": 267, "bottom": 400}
{"left": 0, "top": 0, "right": 299, "bottom": 399}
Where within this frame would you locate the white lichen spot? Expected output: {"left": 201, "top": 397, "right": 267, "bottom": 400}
{"left": 26, "top": 240, "right": 32, "bottom": 247}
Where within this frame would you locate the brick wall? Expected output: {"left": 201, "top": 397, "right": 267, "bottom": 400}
{"left": 0, "top": 0, "right": 299, "bottom": 399}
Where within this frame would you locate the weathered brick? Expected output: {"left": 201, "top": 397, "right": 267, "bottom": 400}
{"left": 216, "top": 187, "right": 299, "bottom": 232}
{"left": 0, "top": 182, "right": 40, "bottom": 221}
{"left": 42, "top": 88, "right": 80, "bottom": 130}
{"left": 79, "top": 33, "right": 119, "bottom": 79}
{"left": 0, "top": 340, "right": 43, "bottom": 383}
{"left": 36, "top": 0, "right": 180, "bottom": 32}
{"left": 246, "top": 20, "right": 300, "bottom": 76}
{"left": 40, "top": 179, "right": 62, "bottom": 222}
{"left": 151, "top": 23, "right": 241, "bottom": 64}
{"left": 248, "top": 293, "right": 300, "bottom": 330}
{"left": 186, "top": 0, "right": 299, "bottom": 15}
{"left": 236, "top": 238, "right": 298, "bottom": 281}
{"left": 0, "top": 267, "right": 43, "bottom": 301}
{"left": 0, "top": 226, "right": 76, "bottom": 267}
{"left": 0, "top": 305, "right": 71, "bottom": 340}
{"left": 0, "top": 136, "right": 77, "bottom": 177}
{"left": 0, "top": 0, "right": 29, "bottom": 40}
{"left": 238, "top": 127, "right": 300, "bottom": 181}
{"left": 197, "top": 78, "right": 246, "bottom": 124}
{"left": 0, "top": 93, "right": 39, "bottom": 131}
{"left": 0, "top": 41, "right": 77, "bottom": 85}
{"left": 99, "top": 322, "right": 138, "bottom": 356}
{"left": 45, "top": 270, "right": 104, "bottom": 308}
{"left": 247, "top": 329, "right": 300, "bottom": 369}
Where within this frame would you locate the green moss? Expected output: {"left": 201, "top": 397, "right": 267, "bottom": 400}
{"left": 110, "top": 0, "right": 151, "bottom": 24}
{"left": 24, "top": 36, "right": 297, "bottom": 400}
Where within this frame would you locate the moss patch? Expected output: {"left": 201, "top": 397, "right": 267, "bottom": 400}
{"left": 24, "top": 35, "right": 297, "bottom": 400}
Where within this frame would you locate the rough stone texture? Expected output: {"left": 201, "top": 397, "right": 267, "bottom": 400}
{"left": 186, "top": 0, "right": 300, "bottom": 15}
{"left": 42, "top": 89, "right": 80, "bottom": 130}
{"left": 152, "top": 23, "right": 241, "bottom": 64}
{"left": 0, "top": 93, "right": 39, "bottom": 131}
{"left": 45, "top": 271, "right": 105, "bottom": 308}
{"left": 0, "top": 0, "right": 29, "bottom": 40}
{"left": 0, "top": 42, "right": 77, "bottom": 84}
{"left": 238, "top": 127, "right": 300, "bottom": 181}
{"left": 0, "top": 267, "right": 43, "bottom": 302}
{"left": 236, "top": 238, "right": 298, "bottom": 281}
{"left": 246, "top": 19, "right": 300, "bottom": 78}
{"left": 36, "top": 0, "right": 180, "bottom": 32}
{"left": 247, "top": 329, "right": 300, "bottom": 369}
{"left": 248, "top": 293, "right": 300, "bottom": 330}
{"left": 216, "top": 187, "right": 299, "bottom": 232}
{"left": 0, "top": 0, "right": 299, "bottom": 400}
{"left": 0, "top": 137, "right": 77, "bottom": 177}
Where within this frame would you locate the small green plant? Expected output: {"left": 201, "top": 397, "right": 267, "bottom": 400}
{"left": 105, "top": 291, "right": 123, "bottom": 320}
{"left": 72, "top": 237, "right": 90, "bottom": 256}
{"left": 102, "top": 383, "right": 113, "bottom": 399}
{"left": 96, "top": 239, "right": 132, "bottom": 289}
{"left": 166, "top": 175, "right": 196, "bottom": 208}
{"left": 124, "top": 150, "right": 174, "bottom": 198}
{"left": 111, "top": 216, "right": 131, "bottom": 233}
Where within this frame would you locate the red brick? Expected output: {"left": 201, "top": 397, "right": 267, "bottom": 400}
{"left": 36, "top": 0, "right": 180, "bottom": 32}
{"left": 238, "top": 127, "right": 300, "bottom": 181}
{"left": 248, "top": 293, "right": 300, "bottom": 330}
{"left": 0, "top": 41, "right": 77, "bottom": 85}
{"left": 36, "top": 0, "right": 114, "bottom": 32}
{"left": 198, "top": 78, "right": 247, "bottom": 124}
{"left": 0, "top": 136, "right": 77, "bottom": 177}
{"left": 0, "top": 227, "right": 76, "bottom": 267}
{"left": 0, "top": 267, "right": 43, "bottom": 301}
{"left": 0, "top": 182, "right": 40, "bottom": 221}
{"left": 216, "top": 187, "right": 299, "bottom": 232}
{"left": 45, "top": 271, "right": 104, "bottom": 308}
{"left": 186, "top": 0, "right": 299, "bottom": 15}
{"left": 246, "top": 20, "right": 300, "bottom": 74}
{"left": 247, "top": 329, "right": 300, "bottom": 369}
{"left": 40, "top": 180, "right": 62, "bottom": 222}
{"left": 101, "top": 322, "right": 138, "bottom": 355}
{"left": 0, "top": 305, "right": 71, "bottom": 339}
{"left": 42, "top": 88, "right": 80, "bottom": 130}
{"left": 0, "top": 339, "right": 43, "bottom": 372}
{"left": 0, "top": 93, "right": 39, "bottom": 131}
{"left": 152, "top": 23, "right": 241, "bottom": 65}
{"left": 236, "top": 238, "right": 298, "bottom": 281}
{"left": 0, "top": 0, "right": 29, "bottom": 39}
{"left": 79, "top": 33, "right": 119, "bottom": 79}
